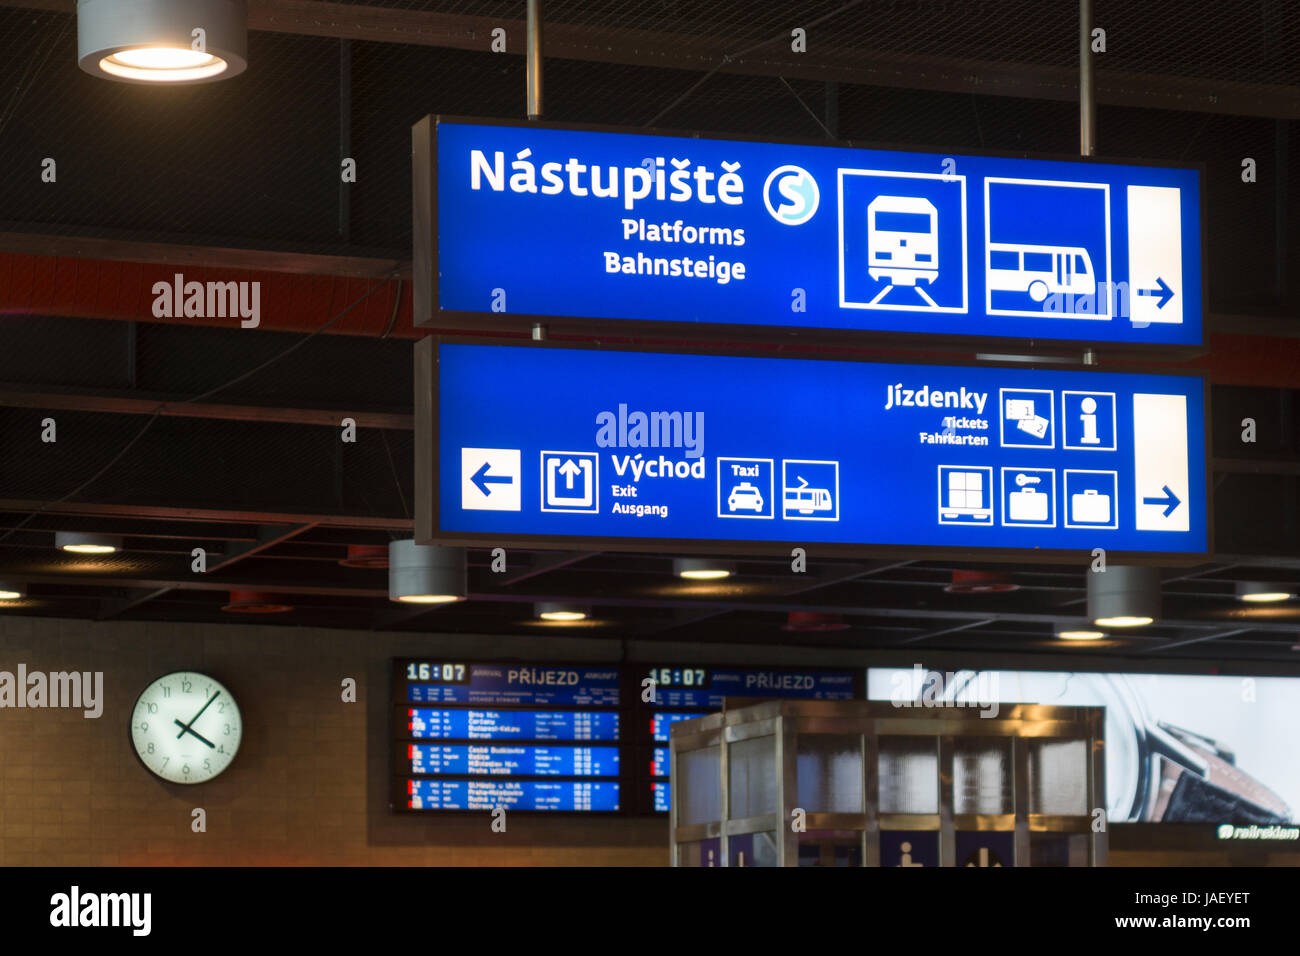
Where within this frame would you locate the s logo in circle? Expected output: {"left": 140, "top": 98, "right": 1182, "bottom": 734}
{"left": 763, "top": 165, "right": 820, "bottom": 225}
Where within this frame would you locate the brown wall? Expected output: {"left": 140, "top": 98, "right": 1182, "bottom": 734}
{"left": 0, "top": 616, "right": 666, "bottom": 866}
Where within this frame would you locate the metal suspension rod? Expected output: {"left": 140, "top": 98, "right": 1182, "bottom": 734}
{"left": 1080, "top": 0, "right": 1095, "bottom": 156}
{"left": 526, "top": 0, "right": 544, "bottom": 120}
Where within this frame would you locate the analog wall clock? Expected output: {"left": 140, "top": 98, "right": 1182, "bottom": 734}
{"left": 130, "top": 671, "right": 242, "bottom": 784}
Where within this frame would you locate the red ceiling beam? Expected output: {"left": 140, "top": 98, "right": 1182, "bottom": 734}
{"left": 0, "top": 250, "right": 416, "bottom": 338}
{"left": 3, "top": 248, "right": 1299, "bottom": 388}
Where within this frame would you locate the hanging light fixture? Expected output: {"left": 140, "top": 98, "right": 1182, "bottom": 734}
{"left": 672, "top": 558, "right": 735, "bottom": 581}
{"left": 535, "top": 602, "right": 588, "bottom": 622}
{"left": 1235, "top": 581, "right": 1295, "bottom": 604}
{"left": 55, "top": 531, "right": 122, "bottom": 554}
{"left": 388, "top": 540, "right": 466, "bottom": 604}
{"left": 1087, "top": 565, "right": 1160, "bottom": 628}
{"left": 78, "top": 0, "right": 248, "bottom": 84}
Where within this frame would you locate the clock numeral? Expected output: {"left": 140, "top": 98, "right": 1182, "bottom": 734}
{"left": 161, "top": 685, "right": 171, "bottom": 697}
{"left": 147, "top": 703, "right": 158, "bottom": 714}
{"left": 182, "top": 764, "right": 190, "bottom": 775}
{"left": 181, "top": 679, "right": 192, "bottom": 693}
{"left": 218, "top": 702, "right": 226, "bottom": 713}
{"left": 224, "top": 724, "right": 231, "bottom": 735}
{"left": 138, "top": 722, "right": 148, "bottom": 732}
{"left": 204, "top": 759, "right": 212, "bottom": 771}
{"left": 146, "top": 743, "right": 155, "bottom": 754}
{"left": 161, "top": 757, "right": 169, "bottom": 767}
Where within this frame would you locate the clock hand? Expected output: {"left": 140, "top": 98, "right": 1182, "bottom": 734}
{"left": 174, "top": 689, "right": 221, "bottom": 739}
{"left": 173, "top": 719, "right": 217, "bottom": 748}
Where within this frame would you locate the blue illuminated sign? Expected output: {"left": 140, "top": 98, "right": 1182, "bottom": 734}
{"left": 425, "top": 118, "right": 1202, "bottom": 345}
{"left": 426, "top": 344, "right": 1208, "bottom": 558}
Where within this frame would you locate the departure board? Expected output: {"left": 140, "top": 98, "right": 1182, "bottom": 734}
{"left": 394, "top": 660, "right": 863, "bottom": 814}
{"left": 638, "top": 666, "right": 860, "bottom": 812}
{"left": 393, "top": 661, "right": 623, "bottom": 813}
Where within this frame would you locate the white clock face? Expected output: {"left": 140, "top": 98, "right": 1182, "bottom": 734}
{"left": 131, "top": 672, "right": 242, "bottom": 784}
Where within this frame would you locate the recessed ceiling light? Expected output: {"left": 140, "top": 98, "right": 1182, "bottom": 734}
{"left": 55, "top": 531, "right": 122, "bottom": 554}
{"left": 78, "top": 0, "right": 248, "bottom": 85}
{"left": 1058, "top": 629, "right": 1105, "bottom": 641}
{"left": 1093, "top": 615, "right": 1154, "bottom": 628}
{"left": 0, "top": 583, "right": 25, "bottom": 601}
{"left": 673, "top": 558, "right": 735, "bottom": 581}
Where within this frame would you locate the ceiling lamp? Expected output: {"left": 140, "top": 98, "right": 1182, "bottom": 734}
{"left": 78, "top": 0, "right": 248, "bottom": 84}
{"left": 944, "top": 570, "right": 1019, "bottom": 594}
{"left": 535, "top": 602, "right": 588, "bottom": 622}
{"left": 339, "top": 545, "right": 390, "bottom": 569}
{"left": 1088, "top": 565, "right": 1160, "bottom": 628}
{"left": 388, "top": 540, "right": 466, "bottom": 604}
{"left": 1235, "top": 581, "right": 1295, "bottom": 603}
{"left": 673, "top": 558, "right": 735, "bottom": 581}
{"left": 221, "top": 590, "right": 293, "bottom": 614}
{"left": 0, "top": 583, "right": 26, "bottom": 601}
{"left": 55, "top": 531, "right": 122, "bottom": 554}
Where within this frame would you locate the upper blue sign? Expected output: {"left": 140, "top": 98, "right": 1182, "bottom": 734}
{"left": 424, "top": 343, "right": 1209, "bottom": 558}
{"left": 425, "top": 118, "right": 1203, "bottom": 345}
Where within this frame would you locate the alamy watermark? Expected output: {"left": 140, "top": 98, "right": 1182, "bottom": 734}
{"left": 888, "top": 665, "right": 1000, "bottom": 718}
{"left": 49, "top": 886, "right": 150, "bottom": 936}
{"left": 152, "top": 273, "right": 260, "bottom": 328}
{"left": 0, "top": 664, "right": 103, "bottom": 718}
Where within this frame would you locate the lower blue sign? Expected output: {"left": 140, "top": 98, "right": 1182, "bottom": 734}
{"left": 423, "top": 343, "right": 1208, "bottom": 557}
